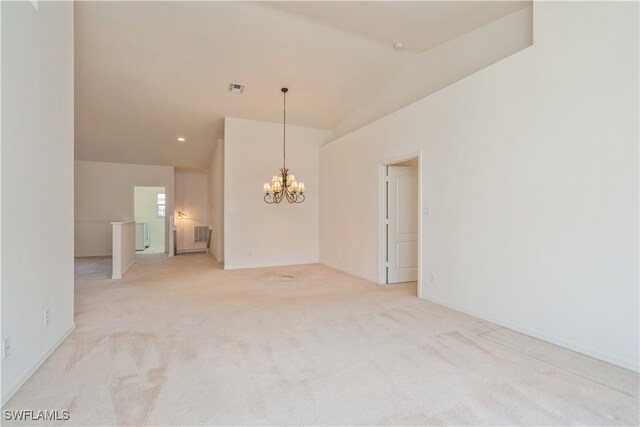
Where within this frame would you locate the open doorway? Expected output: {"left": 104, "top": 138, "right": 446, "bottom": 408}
{"left": 134, "top": 186, "right": 167, "bottom": 254}
{"left": 379, "top": 154, "right": 422, "bottom": 297}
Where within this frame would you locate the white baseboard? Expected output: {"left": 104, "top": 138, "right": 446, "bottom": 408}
{"left": 319, "top": 261, "right": 378, "bottom": 283}
{"left": 122, "top": 258, "right": 136, "bottom": 276}
{"left": 112, "top": 258, "right": 135, "bottom": 280}
{"left": 74, "top": 252, "right": 111, "bottom": 258}
{"left": 424, "top": 294, "right": 639, "bottom": 373}
{"left": 1, "top": 323, "right": 76, "bottom": 407}
{"left": 176, "top": 248, "right": 208, "bottom": 254}
{"left": 224, "top": 260, "right": 318, "bottom": 270}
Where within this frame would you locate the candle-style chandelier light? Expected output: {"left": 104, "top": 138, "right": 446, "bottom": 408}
{"left": 263, "top": 87, "right": 305, "bottom": 204}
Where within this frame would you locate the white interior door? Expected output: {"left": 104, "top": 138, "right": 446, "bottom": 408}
{"left": 387, "top": 165, "right": 418, "bottom": 283}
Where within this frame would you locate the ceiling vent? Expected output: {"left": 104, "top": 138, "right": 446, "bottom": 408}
{"left": 228, "top": 83, "right": 245, "bottom": 94}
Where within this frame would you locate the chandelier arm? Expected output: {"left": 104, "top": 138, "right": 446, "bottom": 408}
{"left": 264, "top": 190, "right": 288, "bottom": 204}
{"left": 285, "top": 190, "right": 294, "bottom": 203}
{"left": 291, "top": 191, "right": 304, "bottom": 204}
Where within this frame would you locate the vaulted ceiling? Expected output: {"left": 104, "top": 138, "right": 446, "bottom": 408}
{"left": 75, "top": 1, "right": 530, "bottom": 169}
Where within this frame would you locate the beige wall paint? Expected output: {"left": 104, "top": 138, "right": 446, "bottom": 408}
{"left": 175, "top": 169, "right": 209, "bottom": 253}
{"left": 208, "top": 139, "right": 224, "bottom": 261}
{"left": 224, "top": 117, "right": 332, "bottom": 269}
{"left": 320, "top": 2, "right": 639, "bottom": 371}
{"left": 1, "top": 1, "right": 74, "bottom": 404}
{"left": 74, "top": 161, "right": 174, "bottom": 257}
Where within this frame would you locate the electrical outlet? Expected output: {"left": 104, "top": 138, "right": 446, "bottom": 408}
{"left": 44, "top": 309, "right": 50, "bottom": 326}
{"left": 2, "top": 338, "right": 10, "bottom": 359}
{"left": 429, "top": 272, "right": 436, "bottom": 283}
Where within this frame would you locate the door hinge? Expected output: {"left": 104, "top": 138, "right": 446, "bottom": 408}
{"left": 385, "top": 219, "right": 389, "bottom": 225}
{"left": 385, "top": 176, "right": 389, "bottom": 182}
{"left": 384, "top": 261, "right": 389, "bottom": 268}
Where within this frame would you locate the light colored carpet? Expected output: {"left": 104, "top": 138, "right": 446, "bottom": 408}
{"left": 3, "top": 254, "right": 638, "bottom": 426}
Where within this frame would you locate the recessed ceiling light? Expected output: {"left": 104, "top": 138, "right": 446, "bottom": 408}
{"left": 177, "top": 137, "right": 185, "bottom": 142}
{"left": 393, "top": 42, "right": 404, "bottom": 50}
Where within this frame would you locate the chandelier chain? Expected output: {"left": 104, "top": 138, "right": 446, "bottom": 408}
{"left": 283, "top": 88, "right": 286, "bottom": 169}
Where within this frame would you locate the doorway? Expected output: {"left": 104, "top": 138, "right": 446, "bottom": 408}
{"left": 133, "top": 186, "right": 167, "bottom": 254}
{"left": 379, "top": 153, "right": 422, "bottom": 296}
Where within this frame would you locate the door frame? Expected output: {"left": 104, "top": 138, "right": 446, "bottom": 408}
{"left": 378, "top": 151, "right": 423, "bottom": 298}
{"left": 132, "top": 185, "right": 173, "bottom": 256}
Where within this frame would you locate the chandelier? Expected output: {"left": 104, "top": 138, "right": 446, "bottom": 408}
{"left": 263, "top": 87, "right": 305, "bottom": 204}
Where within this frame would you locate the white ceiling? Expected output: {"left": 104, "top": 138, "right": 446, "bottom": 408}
{"left": 261, "top": 1, "right": 530, "bottom": 54}
{"left": 75, "top": 1, "right": 530, "bottom": 169}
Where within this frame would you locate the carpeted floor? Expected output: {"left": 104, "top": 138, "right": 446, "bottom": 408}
{"left": 3, "top": 254, "right": 639, "bottom": 426}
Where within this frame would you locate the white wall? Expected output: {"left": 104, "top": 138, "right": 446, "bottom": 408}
{"left": 74, "top": 161, "right": 174, "bottom": 257}
{"left": 208, "top": 139, "right": 224, "bottom": 261}
{"left": 1, "top": 1, "right": 75, "bottom": 404}
{"left": 334, "top": 5, "right": 533, "bottom": 138}
{"left": 320, "top": 2, "right": 639, "bottom": 371}
{"left": 175, "top": 168, "right": 209, "bottom": 253}
{"left": 134, "top": 186, "right": 166, "bottom": 252}
{"left": 224, "top": 117, "right": 332, "bottom": 269}
{"left": 0, "top": 0, "right": 3, "bottom": 402}
{"left": 111, "top": 221, "right": 136, "bottom": 279}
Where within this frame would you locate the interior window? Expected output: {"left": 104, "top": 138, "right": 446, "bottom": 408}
{"left": 157, "top": 193, "right": 166, "bottom": 217}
